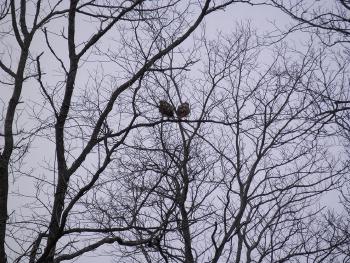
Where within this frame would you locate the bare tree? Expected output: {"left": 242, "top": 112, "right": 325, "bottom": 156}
{"left": 1, "top": 1, "right": 349, "bottom": 263}
{"left": 89, "top": 27, "right": 347, "bottom": 262}
{"left": 266, "top": 1, "right": 350, "bottom": 260}
{"left": 0, "top": 1, "right": 245, "bottom": 263}
{"left": 0, "top": 2, "right": 69, "bottom": 262}
{"left": 269, "top": 0, "right": 350, "bottom": 47}
{"left": 267, "top": 0, "right": 350, "bottom": 121}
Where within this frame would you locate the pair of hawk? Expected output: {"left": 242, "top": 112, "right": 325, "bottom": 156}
{"left": 159, "top": 100, "right": 190, "bottom": 118}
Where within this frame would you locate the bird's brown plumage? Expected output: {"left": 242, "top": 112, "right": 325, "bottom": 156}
{"left": 159, "top": 100, "right": 175, "bottom": 117}
{"left": 176, "top": 102, "right": 190, "bottom": 118}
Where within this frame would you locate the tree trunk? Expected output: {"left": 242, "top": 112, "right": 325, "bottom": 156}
{"left": 0, "top": 158, "right": 8, "bottom": 263}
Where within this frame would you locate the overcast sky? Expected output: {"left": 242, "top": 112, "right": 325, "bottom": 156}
{"left": 1, "top": 1, "right": 343, "bottom": 262}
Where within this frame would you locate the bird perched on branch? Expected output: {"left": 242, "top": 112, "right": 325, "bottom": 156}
{"left": 176, "top": 102, "right": 190, "bottom": 118}
{"left": 158, "top": 100, "right": 175, "bottom": 118}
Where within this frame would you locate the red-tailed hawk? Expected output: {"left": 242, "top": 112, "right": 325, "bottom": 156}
{"left": 176, "top": 102, "right": 190, "bottom": 118}
{"left": 159, "top": 100, "right": 175, "bottom": 117}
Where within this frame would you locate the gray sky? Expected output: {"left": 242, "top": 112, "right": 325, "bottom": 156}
{"left": 1, "top": 1, "right": 345, "bottom": 262}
